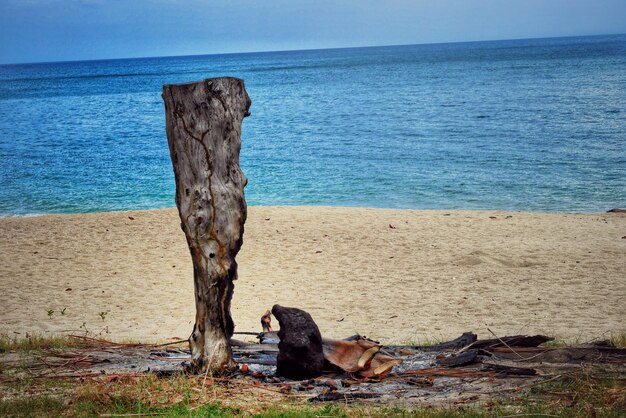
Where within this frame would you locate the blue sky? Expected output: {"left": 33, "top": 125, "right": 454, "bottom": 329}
{"left": 1, "top": 0, "right": 625, "bottom": 64}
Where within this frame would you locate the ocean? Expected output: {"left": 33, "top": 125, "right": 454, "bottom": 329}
{"left": 0, "top": 35, "right": 624, "bottom": 215}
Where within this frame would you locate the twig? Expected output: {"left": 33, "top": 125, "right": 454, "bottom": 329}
{"left": 32, "top": 372, "right": 103, "bottom": 379}
{"left": 201, "top": 365, "right": 211, "bottom": 392}
{"left": 523, "top": 374, "right": 563, "bottom": 389}
{"left": 456, "top": 341, "right": 481, "bottom": 354}
{"left": 154, "top": 339, "right": 187, "bottom": 347}
{"left": 231, "top": 379, "right": 307, "bottom": 397}
{"left": 58, "top": 356, "right": 91, "bottom": 368}
{"left": 486, "top": 327, "right": 524, "bottom": 359}
{"left": 194, "top": 375, "right": 308, "bottom": 397}
{"left": 201, "top": 344, "right": 219, "bottom": 392}
{"left": 189, "top": 401, "right": 212, "bottom": 411}
{"left": 68, "top": 335, "right": 147, "bottom": 348}
{"left": 401, "top": 367, "right": 495, "bottom": 378}
{"left": 512, "top": 350, "right": 552, "bottom": 363}
{"left": 53, "top": 329, "right": 87, "bottom": 333}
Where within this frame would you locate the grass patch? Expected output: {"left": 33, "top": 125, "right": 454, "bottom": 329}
{"left": 0, "top": 334, "right": 89, "bottom": 352}
{"left": 0, "top": 395, "right": 66, "bottom": 418}
{"left": 524, "top": 370, "right": 626, "bottom": 417}
{"left": 609, "top": 331, "right": 626, "bottom": 347}
{"left": 545, "top": 331, "right": 626, "bottom": 348}
{"left": 73, "top": 399, "right": 239, "bottom": 418}
{"left": 397, "top": 336, "right": 445, "bottom": 347}
{"left": 69, "top": 375, "right": 348, "bottom": 417}
{"left": 1, "top": 373, "right": 624, "bottom": 417}
{"left": 0, "top": 333, "right": 155, "bottom": 353}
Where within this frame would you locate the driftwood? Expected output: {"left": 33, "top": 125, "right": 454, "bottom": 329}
{"left": 415, "top": 332, "right": 477, "bottom": 351}
{"left": 413, "top": 333, "right": 552, "bottom": 352}
{"left": 467, "top": 334, "right": 553, "bottom": 350}
{"left": 482, "top": 363, "right": 536, "bottom": 376}
{"left": 162, "top": 77, "right": 251, "bottom": 373}
{"left": 437, "top": 349, "right": 479, "bottom": 367}
{"left": 272, "top": 305, "right": 325, "bottom": 379}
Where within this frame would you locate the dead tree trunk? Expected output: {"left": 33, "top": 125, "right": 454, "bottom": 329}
{"left": 162, "top": 77, "right": 251, "bottom": 373}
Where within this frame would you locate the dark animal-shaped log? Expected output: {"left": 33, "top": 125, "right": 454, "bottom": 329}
{"left": 163, "top": 77, "right": 251, "bottom": 373}
{"left": 272, "top": 305, "right": 324, "bottom": 379}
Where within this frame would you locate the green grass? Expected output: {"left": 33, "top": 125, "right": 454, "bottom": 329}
{"left": 0, "top": 396, "right": 66, "bottom": 418}
{"left": 544, "top": 331, "right": 626, "bottom": 348}
{"left": 0, "top": 396, "right": 237, "bottom": 418}
{"left": 609, "top": 331, "right": 626, "bottom": 347}
{"left": 74, "top": 399, "right": 241, "bottom": 418}
{"left": 397, "top": 336, "right": 444, "bottom": 347}
{"left": 523, "top": 371, "right": 626, "bottom": 417}
{"left": 2, "top": 373, "right": 623, "bottom": 418}
{"left": 1, "top": 383, "right": 624, "bottom": 417}
{"left": 0, "top": 396, "right": 497, "bottom": 418}
{"left": 0, "top": 334, "right": 89, "bottom": 352}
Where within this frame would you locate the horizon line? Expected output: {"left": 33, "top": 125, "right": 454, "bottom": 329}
{"left": 2, "top": 32, "right": 624, "bottom": 67}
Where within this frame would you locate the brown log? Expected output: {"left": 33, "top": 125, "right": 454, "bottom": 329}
{"left": 414, "top": 332, "right": 478, "bottom": 351}
{"left": 482, "top": 363, "right": 536, "bottom": 376}
{"left": 469, "top": 334, "right": 553, "bottom": 350}
{"left": 162, "top": 77, "right": 251, "bottom": 373}
{"left": 438, "top": 349, "right": 480, "bottom": 367}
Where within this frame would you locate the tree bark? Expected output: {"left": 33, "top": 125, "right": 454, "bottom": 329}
{"left": 162, "top": 77, "right": 251, "bottom": 373}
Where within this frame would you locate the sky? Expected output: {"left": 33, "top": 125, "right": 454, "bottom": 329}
{"left": 1, "top": 0, "right": 625, "bottom": 64}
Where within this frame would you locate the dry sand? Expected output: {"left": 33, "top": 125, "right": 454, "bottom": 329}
{"left": 0, "top": 207, "right": 624, "bottom": 344}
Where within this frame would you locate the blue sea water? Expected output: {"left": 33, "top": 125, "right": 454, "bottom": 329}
{"left": 0, "top": 35, "right": 624, "bottom": 215}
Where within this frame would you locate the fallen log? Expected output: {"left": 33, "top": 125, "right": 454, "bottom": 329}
{"left": 468, "top": 334, "right": 553, "bottom": 350}
{"left": 414, "top": 332, "right": 478, "bottom": 351}
{"left": 482, "top": 363, "right": 536, "bottom": 376}
{"left": 437, "top": 349, "right": 480, "bottom": 367}
{"left": 272, "top": 305, "right": 325, "bottom": 379}
{"left": 310, "top": 392, "right": 380, "bottom": 402}
{"left": 401, "top": 367, "right": 496, "bottom": 379}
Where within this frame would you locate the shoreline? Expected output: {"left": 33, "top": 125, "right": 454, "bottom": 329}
{"left": 1, "top": 204, "right": 623, "bottom": 219}
{"left": 1, "top": 206, "right": 624, "bottom": 343}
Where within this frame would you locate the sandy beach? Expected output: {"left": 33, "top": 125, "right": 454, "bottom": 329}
{"left": 0, "top": 206, "right": 624, "bottom": 344}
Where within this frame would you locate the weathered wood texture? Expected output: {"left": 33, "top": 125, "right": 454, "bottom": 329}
{"left": 162, "top": 77, "right": 251, "bottom": 372}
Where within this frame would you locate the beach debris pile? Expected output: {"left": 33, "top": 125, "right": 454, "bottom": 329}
{"left": 215, "top": 323, "right": 626, "bottom": 404}
{"left": 3, "top": 307, "right": 626, "bottom": 406}
{"left": 268, "top": 305, "right": 402, "bottom": 380}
